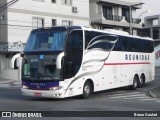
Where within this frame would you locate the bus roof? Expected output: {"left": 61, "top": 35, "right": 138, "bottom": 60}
{"left": 32, "top": 26, "right": 153, "bottom": 41}
{"left": 81, "top": 26, "right": 153, "bottom": 41}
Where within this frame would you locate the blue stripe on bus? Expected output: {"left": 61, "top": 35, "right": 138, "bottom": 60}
{"left": 22, "top": 81, "right": 59, "bottom": 90}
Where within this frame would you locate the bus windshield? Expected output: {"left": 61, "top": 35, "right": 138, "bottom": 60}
{"left": 24, "top": 29, "right": 66, "bottom": 52}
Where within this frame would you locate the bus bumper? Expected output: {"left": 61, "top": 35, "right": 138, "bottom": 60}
{"left": 21, "top": 88, "right": 65, "bottom": 98}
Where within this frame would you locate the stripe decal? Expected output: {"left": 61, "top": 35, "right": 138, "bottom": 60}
{"left": 104, "top": 62, "right": 150, "bottom": 66}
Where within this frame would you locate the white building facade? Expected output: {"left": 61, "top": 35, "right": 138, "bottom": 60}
{"left": 0, "top": 0, "right": 89, "bottom": 80}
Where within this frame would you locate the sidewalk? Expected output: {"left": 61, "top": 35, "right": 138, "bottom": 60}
{"left": 0, "top": 78, "right": 20, "bottom": 88}
{"left": 148, "top": 87, "right": 160, "bottom": 98}
{"left": 147, "top": 67, "right": 160, "bottom": 98}
{"left": 0, "top": 78, "right": 15, "bottom": 83}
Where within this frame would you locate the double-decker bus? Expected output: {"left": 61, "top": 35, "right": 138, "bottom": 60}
{"left": 21, "top": 26, "right": 155, "bottom": 99}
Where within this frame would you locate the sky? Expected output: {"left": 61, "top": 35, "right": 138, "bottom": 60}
{"left": 135, "top": 0, "right": 160, "bottom": 21}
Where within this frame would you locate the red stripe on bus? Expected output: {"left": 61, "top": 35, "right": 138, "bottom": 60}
{"left": 104, "top": 62, "right": 150, "bottom": 66}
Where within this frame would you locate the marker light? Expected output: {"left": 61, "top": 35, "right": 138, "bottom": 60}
{"left": 22, "top": 85, "right": 28, "bottom": 89}
{"left": 49, "top": 86, "right": 62, "bottom": 91}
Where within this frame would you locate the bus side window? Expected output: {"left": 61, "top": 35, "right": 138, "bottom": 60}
{"left": 85, "top": 31, "right": 101, "bottom": 49}
{"left": 114, "top": 36, "right": 122, "bottom": 51}
{"left": 121, "top": 39, "right": 128, "bottom": 51}
{"left": 67, "top": 30, "right": 83, "bottom": 49}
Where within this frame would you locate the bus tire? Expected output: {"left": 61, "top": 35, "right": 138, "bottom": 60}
{"left": 138, "top": 74, "right": 145, "bottom": 88}
{"left": 130, "top": 75, "right": 138, "bottom": 90}
{"left": 81, "top": 81, "right": 92, "bottom": 99}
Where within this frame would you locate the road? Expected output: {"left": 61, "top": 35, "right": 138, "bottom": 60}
{"left": 0, "top": 69, "right": 160, "bottom": 120}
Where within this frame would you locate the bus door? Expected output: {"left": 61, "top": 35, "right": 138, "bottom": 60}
{"left": 63, "top": 30, "right": 83, "bottom": 79}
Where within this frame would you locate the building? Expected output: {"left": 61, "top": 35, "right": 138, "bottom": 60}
{"left": 89, "top": 0, "right": 143, "bottom": 35}
{"left": 137, "top": 15, "right": 160, "bottom": 67}
{"left": 155, "top": 44, "right": 160, "bottom": 67}
{"left": 0, "top": 0, "right": 89, "bottom": 80}
{"left": 142, "top": 15, "right": 160, "bottom": 47}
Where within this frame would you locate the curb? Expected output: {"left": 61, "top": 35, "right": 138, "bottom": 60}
{"left": 147, "top": 87, "right": 160, "bottom": 98}
{"left": 0, "top": 78, "right": 19, "bottom": 83}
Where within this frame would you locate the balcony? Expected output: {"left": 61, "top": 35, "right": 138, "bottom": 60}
{"left": 103, "top": 15, "right": 123, "bottom": 22}
{"left": 125, "top": 17, "right": 141, "bottom": 24}
{"left": 90, "top": 13, "right": 142, "bottom": 28}
{"left": 0, "top": 41, "right": 25, "bottom": 52}
{"left": 103, "top": 14, "right": 141, "bottom": 24}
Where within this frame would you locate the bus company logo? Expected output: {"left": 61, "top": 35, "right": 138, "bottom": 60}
{"left": 156, "top": 50, "right": 160, "bottom": 57}
{"left": 82, "top": 65, "right": 93, "bottom": 71}
{"left": 125, "top": 54, "right": 149, "bottom": 61}
{"left": 36, "top": 86, "right": 40, "bottom": 89}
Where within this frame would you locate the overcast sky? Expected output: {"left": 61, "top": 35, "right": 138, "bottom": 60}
{"left": 135, "top": 0, "right": 160, "bottom": 21}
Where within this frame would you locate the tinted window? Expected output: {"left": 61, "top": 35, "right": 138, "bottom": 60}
{"left": 25, "top": 30, "right": 66, "bottom": 52}
{"left": 66, "top": 30, "right": 83, "bottom": 49}
{"left": 85, "top": 31, "right": 101, "bottom": 48}
{"left": 114, "top": 36, "right": 128, "bottom": 51}
{"left": 113, "top": 36, "right": 154, "bottom": 53}
{"left": 85, "top": 31, "right": 117, "bottom": 50}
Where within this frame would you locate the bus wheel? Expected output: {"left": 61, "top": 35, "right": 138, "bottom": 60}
{"left": 130, "top": 75, "right": 138, "bottom": 90}
{"left": 138, "top": 74, "right": 145, "bottom": 88}
{"left": 81, "top": 81, "right": 92, "bottom": 99}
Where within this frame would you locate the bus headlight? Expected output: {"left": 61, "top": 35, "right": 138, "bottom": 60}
{"left": 22, "top": 85, "right": 28, "bottom": 89}
{"left": 49, "top": 86, "right": 62, "bottom": 91}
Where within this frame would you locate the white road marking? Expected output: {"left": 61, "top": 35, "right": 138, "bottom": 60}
{"left": 139, "top": 98, "right": 158, "bottom": 101}
{"left": 109, "top": 94, "right": 145, "bottom": 98}
{"left": 106, "top": 92, "right": 141, "bottom": 97}
{"left": 122, "top": 96, "right": 151, "bottom": 99}
{"left": 108, "top": 92, "right": 160, "bottom": 103}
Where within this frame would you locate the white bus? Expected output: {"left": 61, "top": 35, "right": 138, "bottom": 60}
{"left": 21, "top": 26, "right": 155, "bottom": 99}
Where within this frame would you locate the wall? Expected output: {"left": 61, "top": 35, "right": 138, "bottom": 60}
{"left": 7, "top": 0, "right": 89, "bottom": 43}
{"left": 0, "top": 69, "right": 19, "bottom": 80}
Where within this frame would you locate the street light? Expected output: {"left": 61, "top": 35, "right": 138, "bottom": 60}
{"left": 129, "top": 2, "right": 145, "bottom": 35}
{"left": 137, "top": 10, "right": 151, "bottom": 19}
{"left": 131, "top": 10, "right": 151, "bottom": 35}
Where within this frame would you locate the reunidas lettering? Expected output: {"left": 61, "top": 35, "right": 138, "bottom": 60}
{"left": 125, "top": 54, "right": 149, "bottom": 61}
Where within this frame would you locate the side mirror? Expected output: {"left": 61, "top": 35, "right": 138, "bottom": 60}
{"left": 10, "top": 53, "right": 21, "bottom": 69}
{"left": 20, "top": 53, "right": 24, "bottom": 57}
{"left": 56, "top": 52, "right": 64, "bottom": 69}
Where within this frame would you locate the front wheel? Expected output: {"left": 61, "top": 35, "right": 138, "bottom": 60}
{"left": 81, "top": 81, "right": 92, "bottom": 99}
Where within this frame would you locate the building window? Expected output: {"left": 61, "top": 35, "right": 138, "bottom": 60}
{"left": 51, "top": 0, "right": 56, "bottom": 3}
{"left": 62, "top": 20, "right": 73, "bottom": 26}
{"left": 62, "top": 0, "right": 72, "bottom": 5}
{"left": 102, "top": 5, "right": 113, "bottom": 20}
{"left": 122, "top": 7, "right": 129, "bottom": 18}
{"left": 32, "top": 17, "right": 44, "bottom": 29}
{"left": 52, "top": 19, "right": 57, "bottom": 26}
{"left": 0, "top": 15, "right": 5, "bottom": 20}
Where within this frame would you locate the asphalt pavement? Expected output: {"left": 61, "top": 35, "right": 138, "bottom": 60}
{"left": 0, "top": 68, "right": 160, "bottom": 120}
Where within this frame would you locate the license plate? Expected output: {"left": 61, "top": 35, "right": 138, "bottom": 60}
{"left": 34, "top": 93, "right": 41, "bottom": 96}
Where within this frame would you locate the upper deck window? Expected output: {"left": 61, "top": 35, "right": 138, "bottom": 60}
{"left": 24, "top": 29, "right": 66, "bottom": 52}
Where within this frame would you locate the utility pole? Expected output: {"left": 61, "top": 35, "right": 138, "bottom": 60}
{"left": 129, "top": 2, "right": 144, "bottom": 35}
{"left": 129, "top": 6, "right": 132, "bottom": 35}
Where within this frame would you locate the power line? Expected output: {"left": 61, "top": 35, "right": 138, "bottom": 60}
{"left": 0, "top": 0, "right": 19, "bottom": 12}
